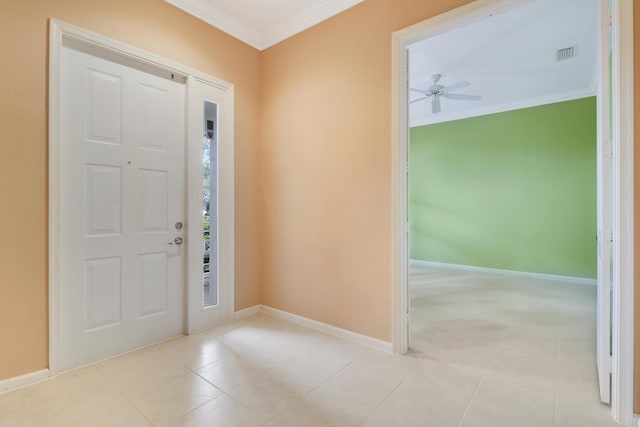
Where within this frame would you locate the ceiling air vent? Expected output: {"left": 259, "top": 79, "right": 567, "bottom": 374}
{"left": 556, "top": 46, "right": 577, "bottom": 61}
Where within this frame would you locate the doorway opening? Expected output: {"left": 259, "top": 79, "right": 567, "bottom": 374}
{"left": 391, "top": 0, "right": 634, "bottom": 424}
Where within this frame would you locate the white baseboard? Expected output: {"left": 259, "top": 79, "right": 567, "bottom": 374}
{"left": 0, "top": 369, "right": 49, "bottom": 394}
{"left": 410, "top": 259, "right": 597, "bottom": 286}
{"left": 260, "top": 305, "right": 392, "bottom": 353}
{"left": 237, "top": 304, "right": 392, "bottom": 353}
{"left": 234, "top": 305, "right": 261, "bottom": 319}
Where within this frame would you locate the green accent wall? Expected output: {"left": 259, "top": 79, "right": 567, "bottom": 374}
{"left": 410, "top": 97, "right": 597, "bottom": 279}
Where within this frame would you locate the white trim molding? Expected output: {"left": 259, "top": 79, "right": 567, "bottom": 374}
{"left": 164, "top": 0, "right": 262, "bottom": 50}
{"left": 235, "top": 304, "right": 392, "bottom": 352}
{"left": 0, "top": 370, "right": 49, "bottom": 394}
{"left": 410, "top": 90, "right": 596, "bottom": 128}
{"left": 164, "top": 0, "right": 364, "bottom": 51}
{"left": 234, "top": 305, "right": 261, "bottom": 319}
{"left": 610, "top": 0, "right": 634, "bottom": 424}
{"left": 260, "top": 306, "right": 392, "bottom": 353}
{"left": 410, "top": 260, "right": 598, "bottom": 286}
{"left": 261, "top": 0, "right": 365, "bottom": 50}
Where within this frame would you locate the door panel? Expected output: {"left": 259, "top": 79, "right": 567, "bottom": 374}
{"left": 85, "top": 164, "right": 122, "bottom": 235}
{"left": 59, "top": 44, "right": 185, "bottom": 371}
{"left": 86, "top": 70, "right": 122, "bottom": 144}
{"left": 139, "top": 252, "right": 169, "bottom": 317}
{"left": 84, "top": 257, "right": 121, "bottom": 330}
{"left": 596, "top": 0, "right": 612, "bottom": 404}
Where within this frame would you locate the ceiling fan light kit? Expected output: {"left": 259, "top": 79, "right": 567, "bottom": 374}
{"left": 410, "top": 74, "right": 482, "bottom": 114}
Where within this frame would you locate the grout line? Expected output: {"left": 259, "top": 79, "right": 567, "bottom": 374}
{"left": 456, "top": 366, "right": 488, "bottom": 427}
{"left": 18, "top": 389, "right": 35, "bottom": 427}
{"left": 257, "top": 336, "right": 370, "bottom": 425}
{"left": 359, "top": 359, "right": 423, "bottom": 426}
{"left": 89, "top": 364, "right": 158, "bottom": 426}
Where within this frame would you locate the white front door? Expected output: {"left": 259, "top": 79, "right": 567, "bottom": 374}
{"left": 58, "top": 44, "right": 186, "bottom": 371}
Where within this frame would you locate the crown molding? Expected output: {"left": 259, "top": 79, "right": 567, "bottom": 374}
{"left": 165, "top": 0, "right": 365, "bottom": 51}
{"left": 262, "top": 0, "right": 365, "bottom": 49}
{"left": 164, "top": 0, "right": 263, "bottom": 49}
{"left": 410, "top": 88, "right": 597, "bottom": 128}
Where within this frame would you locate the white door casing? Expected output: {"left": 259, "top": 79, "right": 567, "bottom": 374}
{"left": 595, "top": 0, "right": 612, "bottom": 404}
{"left": 609, "top": 0, "right": 634, "bottom": 424}
{"left": 49, "top": 20, "right": 235, "bottom": 374}
{"left": 59, "top": 43, "right": 186, "bottom": 371}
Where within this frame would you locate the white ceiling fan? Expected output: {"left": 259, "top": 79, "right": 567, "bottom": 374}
{"left": 410, "top": 74, "right": 482, "bottom": 113}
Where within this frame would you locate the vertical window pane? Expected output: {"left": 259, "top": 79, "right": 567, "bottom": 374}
{"left": 203, "top": 101, "right": 218, "bottom": 308}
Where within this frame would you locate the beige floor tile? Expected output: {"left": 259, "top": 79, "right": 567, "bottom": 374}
{"left": 21, "top": 368, "right": 149, "bottom": 427}
{"left": 554, "top": 404, "right": 621, "bottom": 427}
{"left": 64, "top": 402, "right": 151, "bottom": 427}
{"left": 125, "top": 372, "right": 222, "bottom": 426}
{"left": 172, "top": 394, "right": 267, "bottom": 427}
{"left": 487, "top": 339, "right": 557, "bottom": 379}
{"left": 162, "top": 337, "right": 240, "bottom": 370}
{"left": 226, "top": 370, "right": 304, "bottom": 419}
{"left": 0, "top": 391, "right": 32, "bottom": 427}
{"left": 556, "top": 340, "right": 598, "bottom": 384}
{"left": 263, "top": 399, "right": 357, "bottom": 427}
{"left": 95, "top": 347, "right": 191, "bottom": 394}
{"left": 257, "top": 360, "right": 334, "bottom": 397}
{"left": 555, "top": 372, "right": 617, "bottom": 427}
{"left": 459, "top": 370, "right": 555, "bottom": 427}
{"left": 407, "top": 358, "right": 484, "bottom": 391}
{"left": 21, "top": 367, "right": 109, "bottom": 403}
{"left": 355, "top": 348, "right": 421, "bottom": 376}
{"left": 421, "top": 343, "right": 496, "bottom": 370}
{"left": 363, "top": 359, "right": 482, "bottom": 427}
{"left": 195, "top": 352, "right": 274, "bottom": 392}
{"left": 298, "top": 350, "right": 415, "bottom": 426}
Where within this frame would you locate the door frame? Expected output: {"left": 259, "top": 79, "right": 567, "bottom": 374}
{"left": 390, "top": 0, "right": 634, "bottom": 424}
{"left": 48, "top": 19, "right": 235, "bottom": 376}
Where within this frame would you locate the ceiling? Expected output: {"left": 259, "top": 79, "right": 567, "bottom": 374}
{"left": 409, "top": 0, "right": 600, "bottom": 127}
{"left": 164, "top": 0, "right": 364, "bottom": 50}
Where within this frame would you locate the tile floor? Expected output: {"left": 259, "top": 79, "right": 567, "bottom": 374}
{"left": 0, "top": 266, "right": 621, "bottom": 426}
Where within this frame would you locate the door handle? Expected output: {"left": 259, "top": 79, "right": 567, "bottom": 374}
{"left": 169, "top": 237, "right": 183, "bottom": 245}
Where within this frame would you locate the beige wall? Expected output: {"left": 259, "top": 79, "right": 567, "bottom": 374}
{"left": 259, "top": 0, "right": 470, "bottom": 342}
{"left": 0, "top": 0, "right": 261, "bottom": 380}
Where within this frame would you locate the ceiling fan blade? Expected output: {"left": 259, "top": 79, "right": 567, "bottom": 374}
{"left": 442, "top": 93, "right": 482, "bottom": 101}
{"left": 410, "top": 97, "right": 429, "bottom": 104}
{"left": 441, "top": 81, "right": 470, "bottom": 94}
{"left": 410, "top": 88, "right": 430, "bottom": 95}
{"left": 432, "top": 96, "right": 441, "bottom": 114}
